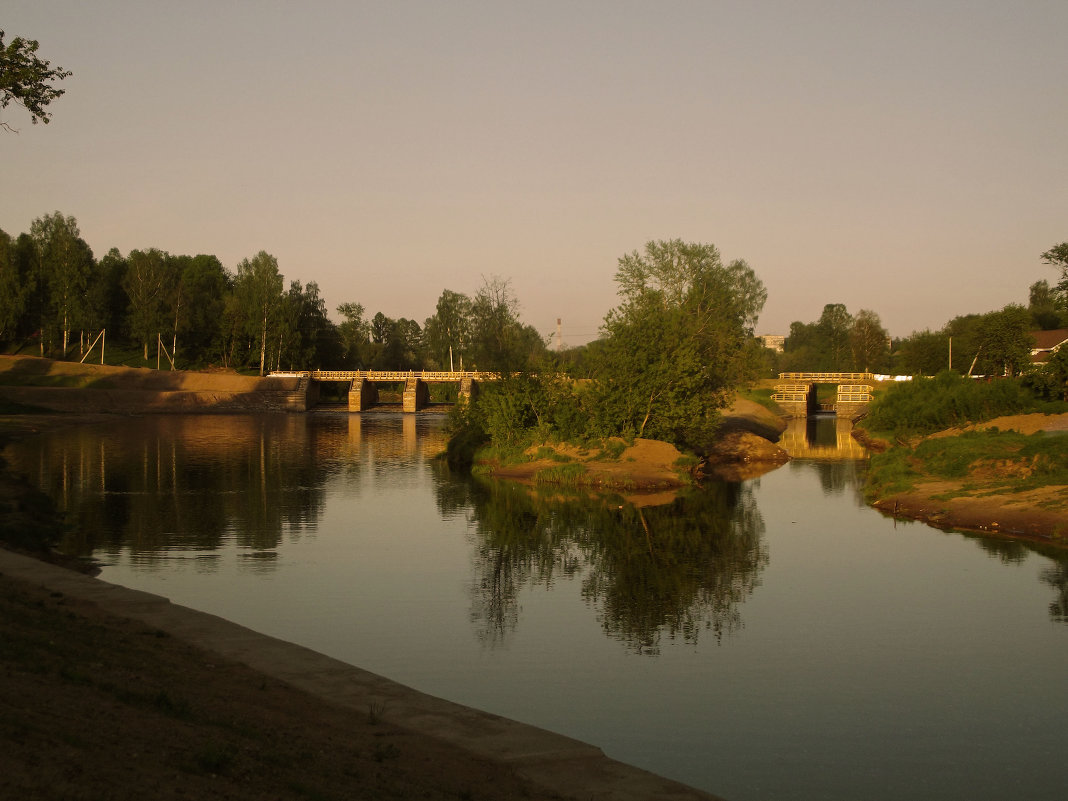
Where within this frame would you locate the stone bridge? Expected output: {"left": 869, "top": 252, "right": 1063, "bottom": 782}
{"left": 269, "top": 370, "right": 498, "bottom": 412}
{"left": 771, "top": 372, "right": 874, "bottom": 418}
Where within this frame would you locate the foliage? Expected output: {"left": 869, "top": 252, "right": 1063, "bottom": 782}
{"left": 1028, "top": 279, "right": 1067, "bottom": 330}
{"left": 123, "top": 248, "right": 172, "bottom": 359}
{"left": 423, "top": 289, "right": 472, "bottom": 370}
{"left": 849, "top": 309, "right": 889, "bottom": 372}
{"left": 468, "top": 276, "right": 544, "bottom": 372}
{"left": 0, "top": 29, "right": 71, "bottom": 131}
{"left": 1021, "top": 347, "right": 1068, "bottom": 402}
{"left": 1041, "top": 242, "right": 1068, "bottom": 303}
{"left": 232, "top": 251, "right": 284, "bottom": 375}
{"left": 30, "top": 212, "right": 94, "bottom": 356}
{"left": 588, "top": 240, "right": 766, "bottom": 454}
{"left": 866, "top": 429, "right": 1068, "bottom": 501}
{"left": 861, "top": 371, "right": 1059, "bottom": 437}
{"left": 446, "top": 473, "right": 768, "bottom": 651}
{"left": 783, "top": 303, "right": 889, "bottom": 373}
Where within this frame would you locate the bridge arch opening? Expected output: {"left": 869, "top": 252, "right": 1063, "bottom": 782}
{"left": 771, "top": 373, "right": 873, "bottom": 419}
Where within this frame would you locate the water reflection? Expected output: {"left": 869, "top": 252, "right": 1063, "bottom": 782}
{"left": 5, "top": 412, "right": 1065, "bottom": 634}
{"left": 3, "top": 414, "right": 447, "bottom": 569}
{"left": 439, "top": 472, "right": 768, "bottom": 654}
{"left": 779, "top": 415, "right": 869, "bottom": 461}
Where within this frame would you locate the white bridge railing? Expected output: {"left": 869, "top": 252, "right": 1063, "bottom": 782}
{"left": 269, "top": 370, "right": 500, "bottom": 382}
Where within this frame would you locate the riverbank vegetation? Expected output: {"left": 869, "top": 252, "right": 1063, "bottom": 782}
{"left": 857, "top": 372, "right": 1068, "bottom": 541}
{"left": 446, "top": 240, "right": 769, "bottom": 476}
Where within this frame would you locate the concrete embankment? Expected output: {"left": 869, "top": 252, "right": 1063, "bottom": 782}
{"left": 0, "top": 548, "right": 723, "bottom": 801}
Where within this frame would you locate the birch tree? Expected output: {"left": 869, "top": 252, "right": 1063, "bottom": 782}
{"left": 233, "top": 251, "right": 283, "bottom": 375}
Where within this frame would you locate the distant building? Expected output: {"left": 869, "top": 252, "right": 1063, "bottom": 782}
{"left": 1029, "top": 328, "right": 1068, "bottom": 365}
{"left": 759, "top": 335, "right": 785, "bottom": 353}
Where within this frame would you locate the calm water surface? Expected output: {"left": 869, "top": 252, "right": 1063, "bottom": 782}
{"left": 6, "top": 413, "right": 1066, "bottom": 801}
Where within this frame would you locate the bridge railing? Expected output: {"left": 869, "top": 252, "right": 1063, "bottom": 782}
{"left": 779, "top": 372, "right": 874, "bottom": 382}
{"left": 269, "top": 370, "right": 500, "bottom": 382}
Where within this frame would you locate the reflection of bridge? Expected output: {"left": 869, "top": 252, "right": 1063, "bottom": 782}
{"left": 270, "top": 370, "right": 498, "bottom": 412}
{"left": 771, "top": 372, "right": 874, "bottom": 418}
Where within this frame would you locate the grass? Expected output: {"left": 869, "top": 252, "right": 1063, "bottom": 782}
{"left": 865, "top": 429, "right": 1068, "bottom": 501}
{"left": 738, "top": 387, "right": 784, "bottom": 415}
{"left": 531, "top": 463, "right": 588, "bottom": 485}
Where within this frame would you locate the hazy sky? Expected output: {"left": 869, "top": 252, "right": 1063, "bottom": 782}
{"left": 4, "top": 1, "right": 1066, "bottom": 345}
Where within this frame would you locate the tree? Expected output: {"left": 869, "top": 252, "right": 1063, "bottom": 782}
{"left": 233, "top": 251, "right": 284, "bottom": 376}
{"left": 168, "top": 254, "right": 229, "bottom": 365}
{"left": 423, "top": 289, "right": 472, "bottom": 370}
{"left": 0, "top": 228, "right": 30, "bottom": 342}
{"left": 1028, "top": 279, "right": 1065, "bottom": 330}
{"left": 336, "top": 302, "right": 371, "bottom": 367}
{"left": 894, "top": 329, "right": 949, "bottom": 376}
{"left": 817, "top": 303, "right": 854, "bottom": 370}
{"left": 1041, "top": 243, "right": 1068, "bottom": 306}
{"left": 849, "top": 309, "right": 889, "bottom": 372}
{"left": 123, "top": 248, "right": 173, "bottom": 360}
{"left": 0, "top": 30, "right": 72, "bottom": 131}
{"left": 469, "top": 277, "right": 541, "bottom": 372}
{"left": 590, "top": 239, "right": 766, "bottom": 453}
{"left": 972, "top": 305, "right": 1033, "bottom": 377}
{"left": 30, "top": 212, "right": 94, "bottom": 356}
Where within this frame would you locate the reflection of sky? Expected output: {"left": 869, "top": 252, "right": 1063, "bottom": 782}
{"left": 6, "top": 415, "right": 1068, "bottom": 801}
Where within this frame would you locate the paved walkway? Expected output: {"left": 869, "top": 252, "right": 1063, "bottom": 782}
{"left": 0, "top": 548, "right": 723, "bottom": 801}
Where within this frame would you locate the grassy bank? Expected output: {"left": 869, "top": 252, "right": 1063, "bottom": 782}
{"left": 864, "top": 428, "right": 1068, "bottom": 502}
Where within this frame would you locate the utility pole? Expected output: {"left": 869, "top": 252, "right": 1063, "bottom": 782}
{"left": 556, "top": 318, "right": 563, "bottom": 352}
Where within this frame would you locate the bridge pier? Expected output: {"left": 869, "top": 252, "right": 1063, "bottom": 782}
{"left": 772, "top": 382, "right": 817, "bottom": 418}
{"left": 348, "top": 378, "right": 379, "bottom": 412}
{"left": 458, "top": 377, "right": 479, "bottom": 405}
{"left": 402, "top": 377, "right": 429, "bottom": 413}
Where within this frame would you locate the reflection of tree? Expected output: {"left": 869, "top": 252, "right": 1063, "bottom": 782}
{"left": 6, "top": 416, "right": 344, "bottom": 566}
{"left": 1040, "top": 562, "right": 1068, "bottom": 622}
{"left": 449, "top": 474, "right": 767, "bottom": 654}
{"left": 579, "top": 484, "right": 767, "bottom": 653}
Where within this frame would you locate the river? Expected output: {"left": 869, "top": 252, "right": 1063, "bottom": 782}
{"left": 4, "top": 412, "right": 1066, "bottom": 801}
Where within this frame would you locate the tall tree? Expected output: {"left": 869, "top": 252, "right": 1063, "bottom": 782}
{"left": 1040, "top": 243, "right": 1068, "bottom": 306}
{"left": 0, "top": 228, "right": 29, "bottom": 342}
{"left": 817, "top": 303, "right": 854, "bottom": 370}
{"left": 123, "top": 248, "right": 173, "bottom": 360}
{"left": 168, "top": 254, "right": 229, "bottom": 365}
{"left": 894, "top": 329, "right": 949, "bottom": 376}
{"left": 972, "top": 305, "right": 1034, "bottom": 377}
{"left": 849, "top": 309, "right": 889, "bottom": 372}
{"left": 233, "top": 251, "right": 284, "bottom": 376}
{"left": 30, "top": 212, "right": 94, "bottom": 356}
{"left": 0, "top": 29, "right": 71, "bottom": 131}
{"left": 1028, "top": 279, "right": 1065, "bottom": 330}
{"left": 336, "top": 302, "right": 371, "bottom": 367}
{"left": 423, "top": 289, "right": 472, "bottom": 371}
{"left": 469, "top": 277, "right": 540, "bottom": 372}
{"left": 84, "top": 247, "right": 127, "bottom": 338}
{"left": 591, "top": 240, "right": 766, "bottom": 453}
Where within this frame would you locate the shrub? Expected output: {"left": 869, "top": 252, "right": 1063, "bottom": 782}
{"left": 863, "top": 371, "right": 1042, "bottom": 436}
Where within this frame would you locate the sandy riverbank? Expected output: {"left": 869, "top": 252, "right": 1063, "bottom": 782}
{"left": 865, "top": 412, "right": 1068, "bottom": 546}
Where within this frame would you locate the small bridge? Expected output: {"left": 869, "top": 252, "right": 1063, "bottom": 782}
{"left": 771, "top": 372, "right": 874, "bottom": 418}
{"left": 269, "top": 370, "right": 498, "bottom": 412}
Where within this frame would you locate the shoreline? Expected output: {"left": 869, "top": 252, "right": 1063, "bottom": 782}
{"left": 0, "top": 546, "right": 721, "bottom": 801}
{"left": 857, "top": 411, "right": 1068, "bottom": 548}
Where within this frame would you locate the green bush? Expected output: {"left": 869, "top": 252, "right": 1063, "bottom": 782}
{"left": 862, "top": 371, "right": 1056, "bottom": 436}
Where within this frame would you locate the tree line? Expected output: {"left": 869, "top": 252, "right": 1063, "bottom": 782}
{"left": 775, "top": 242, "right": 1068, "bottom": 381}
{"left": 0, "top": 212, "right": 546, "bottom": 375}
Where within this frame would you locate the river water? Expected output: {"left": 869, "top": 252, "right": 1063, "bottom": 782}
{"left": 5, "top": 413, "right": 1066, "bottom": 801}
